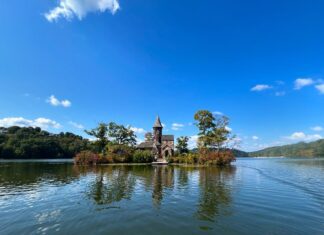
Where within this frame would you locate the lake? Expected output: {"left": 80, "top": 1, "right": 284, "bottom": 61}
{"left": 0, "top": 158, "right": 323, "bottom": 235}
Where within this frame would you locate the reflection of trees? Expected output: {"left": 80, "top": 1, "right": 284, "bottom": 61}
{"left": 178, "top": 167, "right": 189, "bottom": 188}
{"left": 0, "top": 162, "right": 79, "bottom": 189}
{"left": 152, "top": 166, "right": 174, "bottom": 207}
{"left": 1, "top": 161, "right": 236, "bottom": 219}
{"left": 196, "top": 166, "right": 236, "bottom": 222}
{"left": 87, "top": 165, "right": 176, "bottom": 207}
{"left": 88, "top": 166, "right": 136, "bottom": 205}
{"left": 176, "top": 166, "right": 197, "bottom": 188}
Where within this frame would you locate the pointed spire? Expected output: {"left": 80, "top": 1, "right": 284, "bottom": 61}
{"left": 153, "top": 116, "right": 163, "bottom": 128}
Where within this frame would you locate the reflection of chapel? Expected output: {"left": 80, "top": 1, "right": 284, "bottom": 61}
{"left": 137, "top": 116, "right": 174, "bottom": 160}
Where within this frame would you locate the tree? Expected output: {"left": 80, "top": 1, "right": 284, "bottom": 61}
{"left": 0, "top": 126, "right": 89, "bottom": 159}
{"left": 145, "top": 132, "right": 153, "bottom": 142}
{"left": 194, "top": 110, "right": 216, "bottom": 148}
{"left": 107, "top": 122, "right": 137, "bottom": 146}
{"left": 194, "top": 110, "right": 234, "bottom": 150}
{"left": 176, "top": 136, "right": 190, "bottom": 154}
{"left": 85, "top": 123, "right": 109, "bottom": 153}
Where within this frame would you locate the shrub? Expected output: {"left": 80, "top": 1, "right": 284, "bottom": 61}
{"left": 199, "top": 149, "right": 235, "bottom": 166}
{"left": 97, "top": 155, "right": 113, "bottom": 164}
{"left": 74, "top": 151, "right": 99, "bottom": 165}
{"left": 168, "top": 153, "right": 199, "bottom": 164}
{"left": 106, "top": 144, "right": 134, "bottom": 163}
{"left": 169, "top": 150, "right": 235, "bottom": 166}
{"left": 133, "top": 150, "right": 154, "bottom": 163}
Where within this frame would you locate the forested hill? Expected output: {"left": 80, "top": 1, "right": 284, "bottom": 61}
{"left": 249, "top": 139, "right": 324, "bottom": 157}
{"left": 0, "top": 126, "right": 90, "bottom": 159}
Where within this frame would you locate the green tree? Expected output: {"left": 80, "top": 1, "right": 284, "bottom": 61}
{"left": 0, "top": 126, "right": 88, "bottom": 159}
{"left": 145, "top": 132, "right": 153, "bottom": 142}
{"left": 85, "top": 123, "right": 109, "bottom": 153}
{"left": 107, "top": 122, "right": 137, "bottom": 146}
{"left": 194, "top": 110, "right": 234, "bottom": 150}
{"left": 176, "top": 136, "right": 190, "bottom": 154}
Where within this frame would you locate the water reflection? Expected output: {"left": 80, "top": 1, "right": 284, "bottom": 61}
{"left": 88, "top": 166, "right": 136, "bottom": 205}
{"left": 196, "top": 167, "right": 236, "bottom": 222}
{"left": 151, "top": 166, "right": 174, "bottom": 207}
{"left": 1, "top": 159, "right": 324, "bottom": 234}
{"left": 0, "top": 161, "right": 236, "bottom": 224}
{"left": 82, "top": 165, "right": 236, "bottom": 222}
{"left": 0, "top": 162, "right": 79, "bottom": 195}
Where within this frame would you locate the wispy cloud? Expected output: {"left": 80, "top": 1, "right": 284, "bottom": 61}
{"left": 45, "top": 0, "right": 120, "bottom": 22}
{"left": 171, "top": 123, "right": 184, "bottom": 131}
{"left": 252, "top": 136, "right": 259, "bottom": 140}
{"left": 0, "top": 117, "right": 61, "bottom": 129}
{"left": 251, "top": 84, "right": 272, "bottom": 92}
{"left": 188, "top": 135, "right": 198, "bottom": 149}
{"left": 225, "top": 126, "right": 232, "bottom": 132}
{"left": 47, "top": 95, "right": 71, "bottom": 108}
{"left": 275, "top": 91, "right": 286, "bottom": 96}
{"left": 294, "top": 78, "right": 314, "bottom": 90}
{"left": 212, "top": 111, "right": 223, "bottom": 115}
{"left": 311, "top": 126, "right": 323, "bottom": 132}
{"left": 286, "top": 132, "right": 322, "bottom": 142}
{"left": 315, "top": 84, "right": 324, "bottom": 94}
{"left": 130, "top": 127, "right": 146, "bottom": 134}
{"left": 69, "top": 121, "right": 84, "bottom": 129}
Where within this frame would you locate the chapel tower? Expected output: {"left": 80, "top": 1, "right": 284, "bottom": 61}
{"left": 153, "top": 116, "right": 163, "bottom": 159}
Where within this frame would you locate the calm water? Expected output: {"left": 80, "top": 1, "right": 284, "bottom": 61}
{"left": 0, "top": 158, "right": 323, "bottom": 235}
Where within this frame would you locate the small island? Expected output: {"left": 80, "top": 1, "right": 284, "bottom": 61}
{"left": 74, "top": 110, "right": 236, "bottom": 166}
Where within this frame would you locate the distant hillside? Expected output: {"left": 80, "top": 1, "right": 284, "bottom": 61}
{"left": 232, "top": 149, "right": 249, "bottom": 157}
{"left": 249, "top": 139, "right": 324, "bottom": 157}
{"left": 0, "top": 126, "right": 90, "bottom": 159}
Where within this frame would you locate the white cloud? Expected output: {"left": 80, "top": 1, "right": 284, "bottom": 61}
{"left": 48, "top": 95, "right": 60, "bottom": 106}
{"left": 61, "top": 100, "right": 72, "bottom": 107}
{"left": 289, "top": 132, "right": 306, "bottom": 140}
{"left": 252, "top": 136, "right": 259, "bottom": 140}
{"left": 45, "top": 0, "right": 120, "bottom": 22}
{"left": 311, "top": 126, "right": 323, "bottom": 132}
{"left": 188, "top": 135, "right": 198, "bottom": 149}
{"left": 251, "top": 84, "right": 272, "bottom": 92}
{"left": 294, "top": 78, "right": 314, "bottom": 90}
{"left": 0, "top": 117, "right": 61, "bottom": 129}
{"left": 69, "top": 121, "right": 84, "bottom": 129}
{"left": 88, "top": 137, "right": 98, "bottom": 142}
{"left": 225, "top": 126, "right": 232, "bottom": 132}
{"left": 315, "top": 84, "right": 324, "bottom": 94}
{"left": 47, "top": 95, "right": 71, "bottom": 108}
{"left": 136, "top": 137, "right": 144, "bottom": 145}
{"left": 130, "top": 127, "right": 146, "bottom": 134}
{"left": 213, "top": 111, "right": 223, "bottom": 115}
{"left": 275, "top": 91, "right": 286, "bottom": 96}
{"left": 171, "top": 123, "right": 184, "bottom": 131}
{"left": 286, "top": 132, "right": 322, "bottom": 142}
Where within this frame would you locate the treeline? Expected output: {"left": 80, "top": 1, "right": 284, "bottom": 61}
{"left": 74, "top": 122, "right": 153, "bottom": 165}
{"left": 249, "top": 139, "right": 324, "bottom": 157}
{"left": 0, "top": 110, "right": 239, "bottom": 165}
{"left": 0, "top": 126, "right": 90, "bottom": 159}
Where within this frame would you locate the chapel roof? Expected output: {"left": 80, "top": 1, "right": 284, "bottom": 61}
{"left": 162, "top": 135, "right": 174, "bottom": 141}
{"left": 153, "top": 116, "right": 163, "bottom": 128}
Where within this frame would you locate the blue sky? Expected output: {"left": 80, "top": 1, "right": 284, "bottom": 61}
{"left": 1, "top": 0, "right": 324, "bottom": 151}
